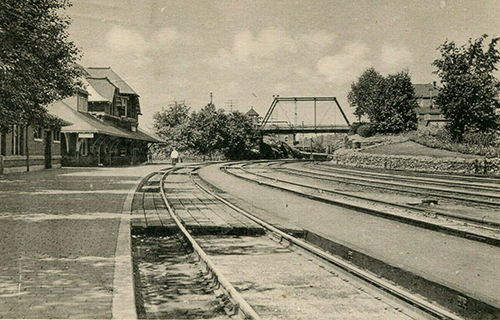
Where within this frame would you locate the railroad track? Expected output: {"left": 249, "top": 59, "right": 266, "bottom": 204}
{"left": 314, "top": 162, "right": 500, "bottom": 185}
{"left": 310, "top": 163, "right": 500, "bottom": 192}
{"left": 295, "top": 162, "right": 500, "bottom": 207}
{"left": 274, "top": 162, "right": 500, "bottom": 228}
{"left": 221, "top": 161, "right": 500, "bottom": 247}
{"left": 132, "top": 165, "right": 463, "bottom": 320}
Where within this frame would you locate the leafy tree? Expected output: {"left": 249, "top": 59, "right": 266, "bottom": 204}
{"left": 188, "top": 103, "right": 226, "bottom": 160}
{"left": 377, "top": 71, "right": 418, "bottom": 133}
{"left": 348, "top": 68, "right": 418, "bottom": 133}
{"left": 0, "top": 0, "right": 82, "bottom": 131}
{"left": 348, "top": 68, "right": 386, "bottom": 121}
{"left": 433, "top": 35, "right": 500, "bottom": 141}
{"left": 221, "top": 111, "right": 260, "bottom": 160}
{"left": 153, "top": 101, "right": 191, "bottom": 150}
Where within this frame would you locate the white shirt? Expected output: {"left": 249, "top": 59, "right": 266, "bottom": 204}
{"left": 170, "top": 150, "right": 179, "bottom": 159}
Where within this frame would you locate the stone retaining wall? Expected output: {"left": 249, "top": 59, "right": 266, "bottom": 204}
{"left": 332, "top": 149, "right": 500, "bottom": 176}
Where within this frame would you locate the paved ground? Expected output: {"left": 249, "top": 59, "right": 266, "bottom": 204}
{"left": 0, "top": 164, "right": 167, "bottom": 319}
{"left": 198, "top": 163, "right": 500, "bottom": 310}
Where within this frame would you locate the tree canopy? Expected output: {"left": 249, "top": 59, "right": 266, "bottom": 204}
{"left": 221, "top": 111, "right": 260, "bottom": 160}
{"left": 0, "top": 0, "right": 82, "bottom": 130}
{"left": 348, "top": 68, "right": 418, "bottom": 133}
{"left": 153, "top": 101, "right": 191, "bottom": 150}
{"left": 188, "top": 103, "right": 227, "bottom": 160}
{"left": 433, "top": 35, "right": 500, "bottom": 141}
{"left": 153, "top": 102, "right": 260, "bottom": 160}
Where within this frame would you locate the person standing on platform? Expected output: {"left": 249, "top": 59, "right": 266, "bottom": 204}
{"left": 170, "top": 147, "right": 179, "bottom": 166}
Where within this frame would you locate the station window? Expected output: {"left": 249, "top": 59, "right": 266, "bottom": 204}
{"left": 34, "top": 127, "right": 43, "bottom": 141}
{"left": 122, "top": 97, "right": 129, "bottom": 117}
{"left": 79, "top": 139, "right": 88, "bottom": 156}
{"left": 53, "top": 129, "right": 61, "bottom": 143}
{"left": 11, "top": 125, "right": 24, "bottom": 156}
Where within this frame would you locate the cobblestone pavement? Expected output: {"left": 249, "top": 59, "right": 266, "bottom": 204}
{"left": 0, "top": 165, "right": 167, "bottom": 319}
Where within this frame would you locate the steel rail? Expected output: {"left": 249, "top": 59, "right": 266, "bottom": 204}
{"left": 271, "top": 163, "right": 500, "bottom": 228}
{"left": 222, "top": 163, "right": 500, "bottom": 247}
{"left": 297, "top": 167, "right": 500, "bottom": 203}
{"left": 191, "top": 168, "right": 462, "bottom": 320}
{"left": 275, "top": 163, "right": 500, "bottom": 207}
{"left": 159, "top": 168, "right": 261, "bottom": 320}
{"left": 301, "top": 163, "right": 500, "bottom": 193}
{"left": 314, "top": 162, "right": 500, "bottom": 184}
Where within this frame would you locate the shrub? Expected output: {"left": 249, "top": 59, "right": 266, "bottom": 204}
{"left": 349, "top": 122, "right": 365, "bottom": 135}
{"left": 409, "top": 128, "right": 500, "bottom": 157}
{"left": 357, "top": 124, "right": 376, "bottom": 137}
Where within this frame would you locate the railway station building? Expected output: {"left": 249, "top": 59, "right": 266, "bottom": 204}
{"left": 47, "top": 67, "right": 162, "bottom": 167}
{"left": 0, "top": 67, "right": 162, "bottom": 174}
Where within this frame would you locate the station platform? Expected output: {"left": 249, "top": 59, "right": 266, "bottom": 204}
{"left": 131, "top": 169, "right": 265, "bottom": 236}
{"left": 0, "top": 164, "right": 166, "bottom": 319}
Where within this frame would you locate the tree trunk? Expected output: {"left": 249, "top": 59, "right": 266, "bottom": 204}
{"left": 26, "top": 125, "right": 30, "bottom": 172}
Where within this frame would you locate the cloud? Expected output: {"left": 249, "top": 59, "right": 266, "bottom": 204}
{"left": 379, "top": 44, "right": 413, "bottom": 73}
{"left": 154, "top": 27, "right": 180, "bottom": 47}
{"left": 106, "top": 25, "right": 149, "bottom": 57}
{"left": 211, "top": 28, "right": 336, "bottom": 68}
{"left": 299, "top": 30, "right": 337, "bottom": 52}
{"left": 99, "top": 25, "right": 183, "bottom": 67}
{"left": 316, "top": 42, "right": 371, "bottom": 84}
{"left": 232, "top": 28, "right": 297, "bottom": 62}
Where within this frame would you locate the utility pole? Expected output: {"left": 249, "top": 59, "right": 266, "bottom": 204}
{"left": 210, "top": 92, "right": 213, "bottom": 106}
{"left": 225, "top": 99, "right": 238, "bottom": 112}
{"left": 294, "top": 98, "right": 297, "bottom": 128}
{"left": 314, "top": 98, "right": 317, "bottom": 133}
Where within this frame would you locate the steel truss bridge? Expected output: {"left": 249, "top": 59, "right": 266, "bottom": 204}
{"left": 259, "top": 96, "right": 351, "bottom": 134}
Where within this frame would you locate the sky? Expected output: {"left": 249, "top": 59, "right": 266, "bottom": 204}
{"left": 66, "top": 0, "right": 500, "bottom": 129}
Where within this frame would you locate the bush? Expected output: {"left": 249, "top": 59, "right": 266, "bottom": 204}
{"left": 357, "top": 124, "right": 376, "bottom": 137}
{"left": 349, "top": 122, "right": 365, "bottom": 135}
{"left": 409, "top": 128, "right": 500, "bottom": 157}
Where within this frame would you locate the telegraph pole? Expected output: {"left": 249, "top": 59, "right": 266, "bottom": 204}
{"left": 225, "top": 99, "right": 238, "bottom": 112}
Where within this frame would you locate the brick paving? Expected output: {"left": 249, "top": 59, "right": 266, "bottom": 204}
{"left": 0, "top": 165, "right": 166, "bottom": 319}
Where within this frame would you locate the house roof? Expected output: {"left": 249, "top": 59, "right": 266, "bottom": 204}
{"left": 83, "top": 78, "right": 109, "bottom": 102}
{"left": 86, "top": 67, "right": 138, "bottom": 96}
{"left": 245, "top": 107, "right": 259, "bottom": 117}
{"left": 413, "top": 83, "right": 436, "bottom": 98}
{"left": 46, "top": 100, "right": 130, "bottom": 137}
{"left": 46, "top": 100, "right": 163, "bottom": 143}
{"left": 86, "top": 77, "right": 117, "bottom": 102}
{"left": 415, "top": 106, "right": 443, "bottom": 115}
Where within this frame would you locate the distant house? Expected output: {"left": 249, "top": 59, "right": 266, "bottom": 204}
{"left": 245, "top": 106, "right": 261, "bottom": 124}
{"left": 413, "top": 83, "right": 447, "bottom": 128}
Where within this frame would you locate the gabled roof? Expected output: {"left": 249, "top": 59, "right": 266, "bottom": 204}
{"left": 82, "top": 78, "right": 108, "bottom": 102}
{"left": 246, "top": 107, "right": 259, "bottom": 117}
{"left": 86, "top": 77, "right": 117, "bottom": 102}
{"left": 46, "top": 100, "right": 163, "bottom": 143}
{"left": 46, "top": 100, "right": 130, "bottom": 137}
{"left": 413, "top": 84, "right": 436, "bottom": 98}
{"left": 86, "top": 67, "right": 138, "bottom": 96}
